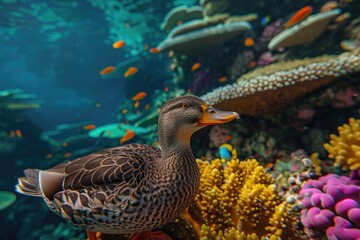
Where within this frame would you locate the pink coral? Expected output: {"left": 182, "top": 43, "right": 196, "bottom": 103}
{"left": 257, "top": 51, "right": 276, "bottom": 66}
{"left": 209, "top": 125, "right": 231, "bottom": 147}
{"left": 333, "top": 87, "right": 359, "bottom": 108}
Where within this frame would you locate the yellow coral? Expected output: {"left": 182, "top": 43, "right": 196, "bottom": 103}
{"left": 200, "top": 225, "right": 280, "bottom": 240}
{"left": 194, "top": 159, "right": 302, "bottom": 239}
{"left": 266, "top": 202, "right": 303, "bottom": 238}
{"left": 323, "top": 118, "right": 360, "bottom": 170}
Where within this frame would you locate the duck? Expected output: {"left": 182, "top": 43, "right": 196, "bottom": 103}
{"left": 15, "top": 95, "right": 239, "bottom": 240}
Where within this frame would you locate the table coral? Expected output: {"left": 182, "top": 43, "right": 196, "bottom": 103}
{"left": 157, "top": 15, "right": 251, "bottom": 55}
{"left": 323, "top": 118, "right": 360, "bottom": 170}
{"left": 160, "top": 6, "right": 204, "bottom": 32}
{"left": 268, "top": 9, "right": 341, "bottom": 50}
{"left": 300, "top": 170, "right": 360, "bottom": 239}
{"left": 193, "top": 158, "right": 304, "bottom": 239}
{"left": 201, "top": 50, "right": 360, "bottom": 116}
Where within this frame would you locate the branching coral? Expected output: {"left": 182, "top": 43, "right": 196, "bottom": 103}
{"left": 323, "top": 118, "right": 360, "bottom": 170}
{"left": 266, "top": 202, "right": 304, "bottom": 239}
{"left": 193, "top": 159, "right": 304, "bottom": 239}
{"left": 200, "top": 225, "right": 279, "bottom": 240}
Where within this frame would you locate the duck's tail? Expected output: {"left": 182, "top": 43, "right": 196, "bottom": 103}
{"left": 15, "top": 169, "right": 42, "bottom": 197}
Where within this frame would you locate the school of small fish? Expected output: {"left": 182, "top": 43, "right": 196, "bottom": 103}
{"left": 95, "top": 5, "right": 323, "bottom": 146}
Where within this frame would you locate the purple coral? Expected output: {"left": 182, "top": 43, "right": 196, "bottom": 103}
{"left": 300, "top": 171, "right": 360, "bottom": 240}
{"left": 257, "top": 51, "right": 276, "bottom": 66}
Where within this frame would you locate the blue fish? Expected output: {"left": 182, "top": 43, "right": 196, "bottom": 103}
{"left": 219, "top": 143, "right": 237, "bottom": 163}
{"left": 219, "top": 147, "right": 232, "bottom": 161}
{"left": 261, "top": 15, "right": 271, "bottom": 26}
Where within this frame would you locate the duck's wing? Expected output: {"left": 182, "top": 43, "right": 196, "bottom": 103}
{"left": 40, "top": 144, "right": 161, "bottom": 199}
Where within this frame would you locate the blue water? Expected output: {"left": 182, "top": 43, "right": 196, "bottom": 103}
{"left": 0, "top": 0, "right": 359, "bottom": 239}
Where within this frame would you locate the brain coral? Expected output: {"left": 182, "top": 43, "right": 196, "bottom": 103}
{"left": 300, "top": 170, "right": 360, "bottom": 239}
{"left": 193, "top": 158, "right": 305, "bottom": 239}
{"left": 201, "top": 50, "right": 360, "bottom": 116}
{"left": 324, "top": 118, "right": 360, "bottom": 170}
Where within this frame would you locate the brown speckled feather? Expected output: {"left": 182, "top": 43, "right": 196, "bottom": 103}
{"left": 15, "top": 95, "right": 227, "bottom": 235}
{"left": 57, "top": 143, "right": 160, "bottom": 190}
{"left": 41, "top": 143, "right": 166, "bottom": 233}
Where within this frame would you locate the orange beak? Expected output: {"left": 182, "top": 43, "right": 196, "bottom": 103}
{"left": 197, "top": 105, "right": 240, "bottom": 127}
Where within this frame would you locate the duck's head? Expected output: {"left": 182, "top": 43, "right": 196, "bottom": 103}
{"left": 158, "top": 95, "right": 239, "bottom": 151}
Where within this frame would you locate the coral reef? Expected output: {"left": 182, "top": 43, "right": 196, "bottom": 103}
{"left": 300, "top": 170, "right": 360, "bottom": 239}
{"left": 192, "top": 158, "right": 304, "bottom": 239}
{"left": 201, "top": 51, "right": 360, "bottom": 116}
{"left": 323, "top": 118, "right": 360, "bottom": 170}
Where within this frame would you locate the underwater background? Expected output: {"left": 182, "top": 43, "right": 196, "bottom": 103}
{"left": 0, "top": 0, "right": 360, "bottom": 239}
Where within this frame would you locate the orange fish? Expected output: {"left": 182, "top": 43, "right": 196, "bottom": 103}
{"left": 248, "top": 61, "right": 257, "bottom": 68}
{"left": 225, "top": 135, "right": 232, "bottom": 141}
{"left": 99, "top": 66, "right": 115, "bottom": 75}
{"left": 83, "top": 124, "right": 96, "bottom": 130}
{"left": 122, "top": 108, "right": 128, "bottom": 114}
{"left": 244, "top": 38, "right": 254, "bottom": 47}
{"left": 265, "top": 163, "right": 274, "bottom": 172}
{"left": 124, "top": 67, "right": 138, "bottom": 78}
{"left": 112, "top": 40, "right": 125, "bottom": 49}
{"left": 218, "top": 76, "right": 227, "bottom": 83}
{"left": 132, "top": 92, "right": 147, "bottom": 101}
{"left": 149, "top": 47, "right": 160, "bottom": 54}
{"left": 64, "top": 152, "right": 72, "bottom": 158}
{"left": 134, "top": 101, "right": 140, "bottom": 108}
{"left": 191, "top": 62, "right": 201, "bottom": 71}
{"left": 285, "top": 6, "right": 313, "bottom": 28}
{"left": 15, "top": 129, "right": 22, "bottom": 138}
{"left": 120, "top": 129, "right": 135, "bottom": 144}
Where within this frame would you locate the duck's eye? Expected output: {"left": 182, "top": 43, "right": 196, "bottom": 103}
{"left": 182, "top": 103, "right": 188, "bottom": 108}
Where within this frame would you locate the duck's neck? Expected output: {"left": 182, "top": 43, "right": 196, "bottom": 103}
{"left": 158, "top": 118, "right": 194, "bottom": 160}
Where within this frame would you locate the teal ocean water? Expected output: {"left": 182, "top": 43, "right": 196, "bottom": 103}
{"left": 0, "top": 1, "right": 359, "bottom": 239}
